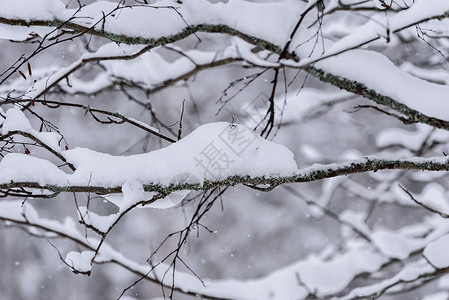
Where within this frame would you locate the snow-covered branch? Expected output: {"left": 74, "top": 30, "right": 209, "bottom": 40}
{"left": 1, "top": 126, "right": 448, "bottom": 197}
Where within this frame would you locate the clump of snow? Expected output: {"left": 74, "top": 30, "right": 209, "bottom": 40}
{"left": 0, "top": 200, "right": 84, "bottom": 242}
{"left": 2, "top": 108, "right": 61, "bottom": 151}
{"left": 0, "top": 201, "right": 34, "bottom": 220}
{"left": 157, "top": 189, "right": 191, "bottom": 209}
{"left": 65, "top": 43, "right": 239, "bottom": 96}
{"left": 2, "top": 107, "right": 32, "bottom": 134}
{"left": 63, "top": 122, "right": 298, "bottom": 187}
{"left": 0, "top": 0, "right": 65, "bottom": 21}
{"left": 313, "top": 50, "right": 449, "bottom": 121}
{"left": 65, "top": 251, "right": 95, "bottom": 273}
{"left": 122, "top": 181, "right": 145, "bottom": 207}
{"left": 424, "top": 234, "right": 449, "bottom": 268}
{"left": 0, "top": 24, "right": 53, "bottom": 41}
{"left": 63, "top": 0, "right": 297, "bottom": 46}
{"left": 339, "top": 210, "right": 371, "bottom": 238}
{"left": 372, "top": 228, "right": 424, "bottom": 259}
{"left": 78, "top": 207, "right": 116, "bottom": 233}
{"left": 127, "top": 117, "right": 159, "bottom": 133}
{"left": 0, "top": 153, "right": 66, "bottom": 186}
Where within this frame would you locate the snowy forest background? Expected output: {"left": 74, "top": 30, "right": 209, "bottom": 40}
{"left": 1, "top": 0, "right": 449, "bottom": 299}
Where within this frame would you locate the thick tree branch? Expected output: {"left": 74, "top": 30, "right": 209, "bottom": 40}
{"left": 1, "top": 156, "right": 448, "bottom": 196}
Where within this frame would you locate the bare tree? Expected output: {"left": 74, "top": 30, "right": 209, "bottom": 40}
{"left": 1, "top": 0, "right": 449, "bottom": 299}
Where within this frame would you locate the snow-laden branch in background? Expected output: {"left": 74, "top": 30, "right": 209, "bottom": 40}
{"left": 2, "top": 0, "right": 446, "bottom": 56}
{"left": 284, "top": 1, "right": 449, "bottom": 129}
{"left": 54, "top": 44, "right": 242, "bottom": 96}
{"left": 0, "top": 200, "right": 225, "bottom": 299}
{"left": 0, "top": 198, "right": 372, "bottom": 299}
{"left": 2, "top": 196, "right": 449, "bottom": 300}
{"left": 0, "top": 0, "right": 298, "bottom": 45}
{"left": 2, "top": 0, "right": 449, "bottom": 133}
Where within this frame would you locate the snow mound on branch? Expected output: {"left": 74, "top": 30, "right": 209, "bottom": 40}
{"left": 424, "top": 234, "right": 449, "bottom": 269}
{"left": 65, "top": 251, "right": 95, "bottom": 273}
{"left": 64, "top": 122, "right": 298, "bottom": 187}
{"left": 0, "top": 122, "right": 298, "bottom": 189}
{"left": 2, "top": 107, "right": 32, "bottom": 133}
{"left": 2, "top": 108, "right": 62, "bottom": 151}
{"left": 0, "top": 0, "right": 64, "bottom": 21}
{"left": 0, "top": 153, "right": 66, "bottom": 186}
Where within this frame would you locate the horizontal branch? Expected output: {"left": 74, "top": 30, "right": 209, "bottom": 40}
{"left": 1, "top": 156, "right": 448, "bottom": 196}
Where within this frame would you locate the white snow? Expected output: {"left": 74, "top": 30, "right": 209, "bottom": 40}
{"left": 0, "top": 0, "right": 64, "bottom": 21}
{"left": 0, "top": 24, "right": 53, "bottom": 41}
{"left": 341, "top": 260, "right": 434, "bottom": 299}
{"left": 2, "top": 108, "right": 61, "bottom": 152}
{"left": 340, "top": 210, "right": 372, "bottom": 238}
{"left": 0, "top": 153, "right": 66, "bottom": 186}
{"left": 127, "top": 118, "right": 159, "bottom": 133}
{"left": 59, "top": 43, "right": 240, "bottom": 95}
{"left": 0, "top": 121, "right": 298, "bottom": 209}
{"left": 401, "top": 62, "right": 449, "bottom": 85}
{"left": 61, "top": 0, "right": 298, "bottom": 46}
{"left": 423, "top": 292, "right": 449, "bottom": 300}
{"left": 293, "top": 244, "right": 386, "bottom": 295}
{"left": 424, "top": 234, "right": 449, "bottom": 268}
{"left": 78, "top": 207, "right": 117, "bottom": 233}
{"left": 65, "top": 251, "right": 95, "bottom": 273}
{"left": 2, "top": 107, "right": 32, "bottom": 134}
{"left": 411, "top": 183, "right": 449, "bottom": 215}
{"left": 314, "top": 50, "right": 449, "bottom": 121}
{"left": 2, "top": 1, "right": 449, "bottom": 299}
{"left": 2, "top": 0, "right": 448, "bottom": 126}
{"left": 376, "top": 125, "right": 447, "bottom": 151}
{"left": 372, "top": 228, "right": 425, "bottom": 259}
{"left": 62, "top": 122, "right": 298, "bottom": 187}
{"left": 295, "top": 0, "right": 449, "bottom": 65}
